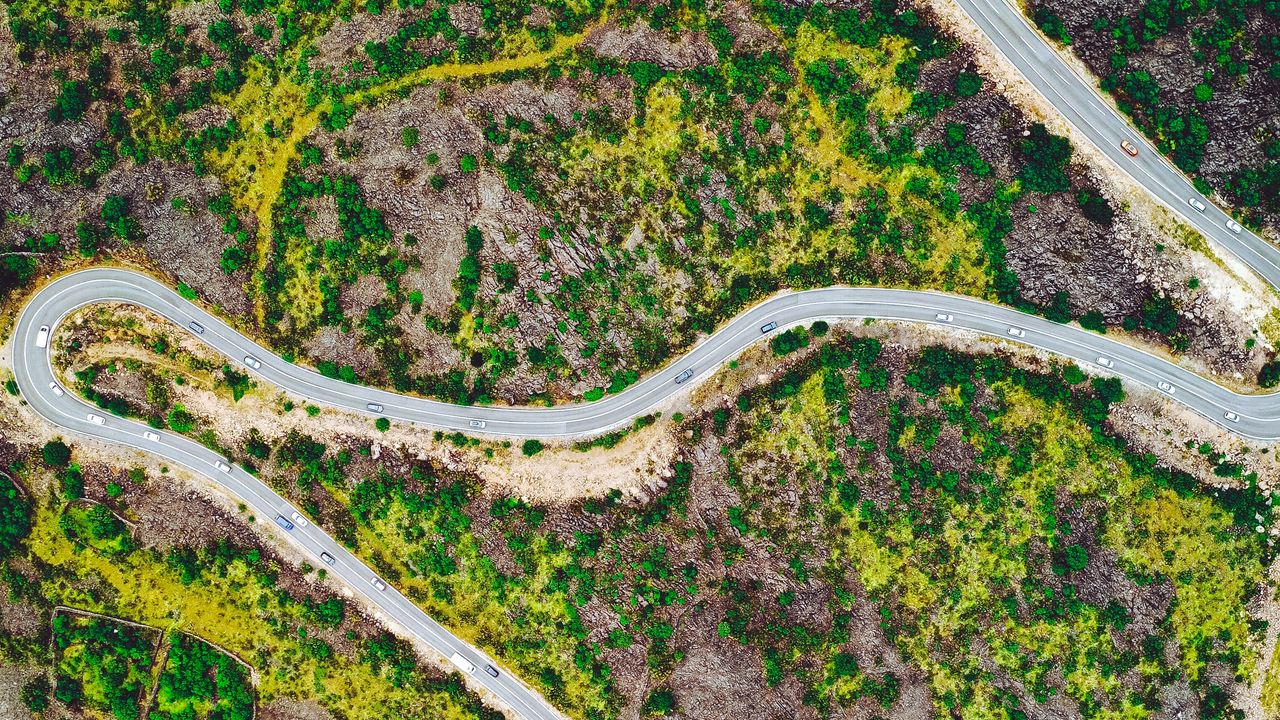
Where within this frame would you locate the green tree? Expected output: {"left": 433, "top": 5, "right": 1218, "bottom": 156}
{"left": 43, "top": 439, "right": 72, "bottom": 467}
{"left": 521, "top": 439, "right": 544, "bottom": 456}
{"left": 955, "top": 71, "right": 983, "bottom": 97}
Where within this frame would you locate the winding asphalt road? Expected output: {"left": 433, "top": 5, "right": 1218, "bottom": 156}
{"left": 7, "top": 1, "right": 1280, "bottom": 718}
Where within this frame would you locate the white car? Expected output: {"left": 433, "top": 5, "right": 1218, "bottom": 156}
{"left": 469, "top": 419, "right": 486, "bottom": 429}
{"left": 1187, "top": 197, "right": 1206, "bottom": 212}
{"left": 215, "top": 461, "right": 231, "bottom": 473}
{"left": 35, "top": 325, "right": 50, "bottom": 348}
{"left": 1096, "top": 357, "right": 1115, "bottom": 369}
{"left": 142, "top": 431, "right": 161, "bottom": 442}
{"left": 1007, "top": 327, "right": 1026, "bottom": 338}
{"left": 1157, "top": 381, "right": 1175, "bottom": 393}
{"left": 291, "top": 512, "right": 309, "bottom": 527}
{"left": 243, "top": 355, "right": 261, "bottom": 369}
{"left": 366, "top": 403, "right": 383, "bottom": 413}
{"left": 1224, "top": 411, "right": 1240, "bottom": 423}
{"left": 319, "top": 551, "right": 336, "bottom": 566}
{"left": 87, "top": 413, "right": 106, "bottom": 425}
{"left": 935, "top": 313, "right": 953, "bottom": 322}
{"left": 48, "top": 381, "right": 64, "bottom": 397}
{"left": 371, "top": 577, "right": 387, "bottom": 591}
{"left": 1225, "top": 219, "right": 1243, "bottom": 234}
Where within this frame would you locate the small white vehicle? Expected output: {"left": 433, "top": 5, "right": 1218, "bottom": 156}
{"left": 935, "top": 313, "right": 954, "bottom": 322}
{"left": 142, "top": 431, "right": 161, "bottom": 442}
{"left": 291, "top": 512, "right": 309, "bottom": 527}
{"left": 1224, "top": 411, "right": 1241, "bottom": 423}
{"left": 1187, "top": 197, "right": 1206, "bottom": 212}
{"left": 469, "top": 419, "right": 486, "bottom": 429}
{"left": 243, "top": 355, "right": 262, "bottom": 369}
{"left": 48, "top": 381, "right": 64, "bottom": 397}
{"left": 1157, "top": 381, "right": 1175, "bottom": 393}
{"left": 366, "top": 403, "right": 383, "bottom": 413}
{"left": 1007, "top": 327, "right": 1026, "bottom": 338}
{"left": 449, "top": 652, "right": 476, "bottom": 674}
{"left": 371, "top": 577, "right": 387, "bottom": 591}
{"left": 215, "top": 461, "right": 232, "bottom": 473}
{"left": 35, "top": 325, "right": 50, "bottom": 348}
{"left": 1096, "top": 357, "right": 1115, "bottom": 369}
{"left": 1225, "top": 219, "right": 1243, "bottom": 234}
{"left": 319, "top": 551, "right": 336, "bottom": 566}
{"left": 87, "top": 413, "right": 106, "bottom": 425}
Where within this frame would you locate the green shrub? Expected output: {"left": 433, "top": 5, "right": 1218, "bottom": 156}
{"left": 43, "top": 439, "right": 72, "bottom": 467}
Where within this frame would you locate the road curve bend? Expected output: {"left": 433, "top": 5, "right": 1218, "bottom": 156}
{"left": 10, "top": 2, "right": 1280, "bottom": 718}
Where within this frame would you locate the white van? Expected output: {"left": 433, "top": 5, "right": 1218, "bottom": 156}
{"left": 449, "top": 652, "right": 476, "bottom": 674}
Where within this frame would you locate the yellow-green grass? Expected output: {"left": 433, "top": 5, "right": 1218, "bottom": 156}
{"left": 29, "top": 501, "right": 504, "bottom": 720}
{"left": 327, "top": 484, "right": 610, "bottom": 718}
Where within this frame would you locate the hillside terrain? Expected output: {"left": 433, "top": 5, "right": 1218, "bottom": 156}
{"left": 1026, "top": 0, "right": 1280, "bottom": 235}
{"left": 1, "top": 0, "right": 1279, "bottom": 719}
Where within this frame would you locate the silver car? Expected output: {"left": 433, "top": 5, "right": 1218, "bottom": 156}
{"left": 366, "top": 403, "right": 383, "bottom": 413}
{"left": 1225, "top": 219, "right": 1243, "bottom": 234}
{"left": 1007, "top": 327, "right": 1025, "bottom": 338}
{"left": 1187, "top": 197, "right": 1206, "bottom": 212}
{"left": 244, "top": 355, "right": 261, "bottom": 369}
{"left": 319, "top": 552, "right": 336, "bottom": 566}
{"left": 1157, "top": 381, "right": 1175, "bottom": 394}
{"left": 674, "top": 369, "right": 694, "bottom": 384}
{"left": 760, "top": 321, "right": 778, "bottom": 334}
{"left": 1096, "top": 357, "right": 1115, "bottom": 369}
{"left": 1224, "top": 411, "right": 1240, "bottom": 423}
{"left": 469, "top": 419, "right": 486, "bottom": 429}
{"left": 48, "top": 381, "right": 64, "bottom": 396}
{"left": 188, "top": 321, "right": 205, "bottom": 334}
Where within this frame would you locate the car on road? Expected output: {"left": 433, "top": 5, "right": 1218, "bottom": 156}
{"left": 35, "top": 325, "right": 49, "bottom": 348}
{"left": 485, "top": 664, "right": 500, "bottom": 678}
{"left": 48, "top": 381, "right": 64, "bottom": 397}
{"left": 366, "top": 403, "right": 383, "bottom": 413}
{"left": 935, "top": 313, "right": 953, "bottom": 322}
{"left": 371, "top": 577, "right": 387, "bottom": 591}
{"left": 674, "top": 369, "right": 694, "bottom": 384}
{"left": 469, "top": 419, "right": 486, "bottom": 429}
{"left": 760, "top": 321, "right": 778, "bottom": 333}
{"left": 142, "top": 431, "right": 160, "bottom": 442}
{"left": 188, "top": 321, "right": 205, "bottom": 334}
{"left": 1225, "top": 219, "right": 1243, "bottom": 234}
{"left": 449, "top": 652, "right": 476, "bottom": 674}
{"left": 243, "top": 355, "right": 261, "bottom": 369}
{"left": 319, "top": 551, "right": 336, "bottom": 566}
{"left": 1188, "top": 197, "right": 1206, "bottom": 212}
{"left": 1224, "top": 411, "right": 1241, "bottom": 423}
{"left": 215, "top": 461, "right": 231, "bottom": 473}
{"left": 275, "top": 515, "right": 295, "bottom": 531}
{"left": 1157, "top": 381, "right": 1175, "bottom": 393}
{"left": 1120, "top": 139, "right": 1139, "bottom": 157}
{"left": 87, "top": 413, "right": 105, "bottom": 425}
{"left": 291, "top": 512, "right": 309, "bottom": 527}
{"left": 1007, "top": 327, "right": 1026, "bottom": 338}
{"left": 1096, "top": 356, "right": 1115, "bottom": 369}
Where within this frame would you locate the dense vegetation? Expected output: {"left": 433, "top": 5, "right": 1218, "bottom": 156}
{"left": 4, "top": 0, "right": 1220, "bottom": 412}
{"left": 92, "top": 324, "right": 1267, "bottom": 719}
{"left": 0, "top": 444, "right": 520, "bottom": 720}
